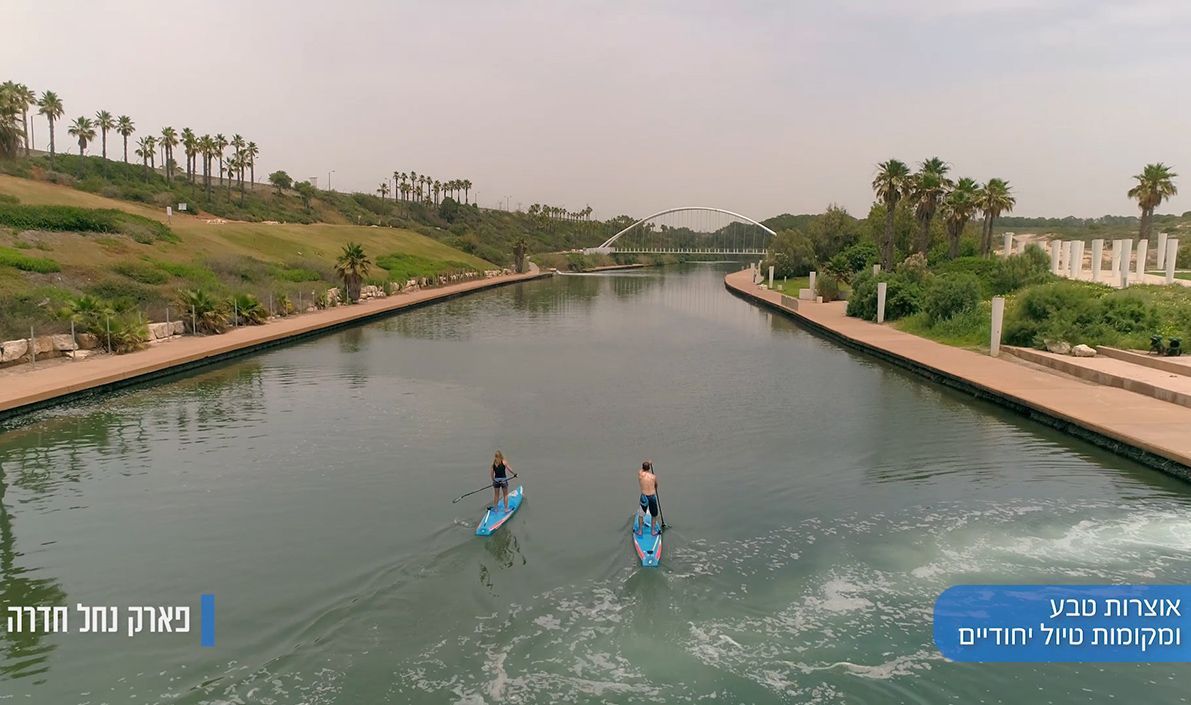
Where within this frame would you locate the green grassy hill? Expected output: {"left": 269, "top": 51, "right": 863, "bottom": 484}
{"left": 0, "top": 175, "right": 495, "bottom": 338}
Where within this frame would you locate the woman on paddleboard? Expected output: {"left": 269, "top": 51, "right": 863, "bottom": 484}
{"left": 490, "top": 451, "right": 512, "bottom": 512}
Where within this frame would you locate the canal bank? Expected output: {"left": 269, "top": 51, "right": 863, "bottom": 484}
{"left": 0, "top": 268, "right": 552, "bottom": 423}
{"left": 724, "top": 268, "right": 1191, "bottom": 480}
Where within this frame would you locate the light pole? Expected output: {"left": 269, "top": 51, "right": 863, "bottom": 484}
{"left": 328, "top": 170, "right": 335, "bottom": 192}
{"left": 504, "top": 195, "right": 511, "bottom": 211}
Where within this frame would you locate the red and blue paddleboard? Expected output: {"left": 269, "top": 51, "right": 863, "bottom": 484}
{"left": 476, "top": 485, "right": 523, "bottom": 536}
{"left": 632, "top": 513, "right": 662, "bottom": 567}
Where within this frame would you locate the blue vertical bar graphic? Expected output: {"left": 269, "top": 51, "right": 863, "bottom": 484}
{"left": 200, "top": 594, "right": 215, "bottom": 647}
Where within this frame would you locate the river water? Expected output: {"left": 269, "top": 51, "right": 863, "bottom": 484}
{"left": 1, "top": 264, "right": 1189, "bottom": 704}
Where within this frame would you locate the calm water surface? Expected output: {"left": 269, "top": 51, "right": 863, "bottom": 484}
{"left": 1, "top": 264, "right": 1189, "bottom": 703}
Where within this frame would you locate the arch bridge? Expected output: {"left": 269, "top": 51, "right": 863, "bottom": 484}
{"left": 584, "top": 207, "right": 775, "bottom": 256}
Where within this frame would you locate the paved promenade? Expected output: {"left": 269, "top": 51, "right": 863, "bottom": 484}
{"left": 724, "top": 269, "right": 1191, "bottom": 479}
{"left": 0, "top": 268, "right": 551, "bottom": 421}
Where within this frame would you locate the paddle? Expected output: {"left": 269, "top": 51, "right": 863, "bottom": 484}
{"left": 654, "top": 486, "right": 668, "bottom": 532}
{"left": 451, "top": 473, "right": 518, "bottom": 503}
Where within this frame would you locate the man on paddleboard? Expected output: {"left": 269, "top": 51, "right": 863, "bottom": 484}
{"left": 637, "top": 460, "right": 660, "bottom": 536}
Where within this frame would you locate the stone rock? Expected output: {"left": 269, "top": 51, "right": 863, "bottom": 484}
{"left": 52, "top": 334, "right": 76, "bottom": 351}
{"left": 149, "top": 322, "right": 171, "bottom": 339}
{"left": 1, "top": 339, "right": 28, "bottom": 363}
{"left": 1073, "top": 344, "right": 1097, "bottom": 357}
{"left": 70, "top": 349, "right": 92, "bottom": 360}
{"left": 32, "top": 336, "right": 54, "bottom": 355}
{"left": 172, "top": 321, "right": 185, "bottom": 336}
{"left": 1045, "top": 340, "right": 1072, "bottom": 355}
{"left": 77, "top": 333, "right": 99, "bottom": 350}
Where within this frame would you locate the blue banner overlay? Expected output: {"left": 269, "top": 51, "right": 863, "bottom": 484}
{"left": 200, "top": 594, "right": 215, "bottom": 648}
{"left": 934, "top": 585, "right": 1188, "bottom": 662}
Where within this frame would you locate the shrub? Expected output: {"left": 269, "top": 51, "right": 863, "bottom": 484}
{"left": 1003, "top": 281, "right": 1108, "bottom": 348}
{"left": 763, "top": 228, "right": 816, "bottom": 279}
{"left": 177, "top": 289, "right": 229, "bottom": 334}
{"left": 0, "top": 245, "right": 61, "bottom": 273}
{"left": 924, "top": 272, "right": 982, "bottom": 324}
{"left": 1179, "top": 241, "right": 1191, "bottom": 269}
{"left": 990, "top": 245, "right": 1052, "bottom": 294}
{"left": 816, "top": 273, "right": 842, "bottom": 302}
{"left": 229, "top": 293, "right": 268, "bottom": 325}
{"left": 58, "top": 295, "right": 149, "bottom": 353}
{"left": 825, "top": 242, "right": 878, "bottom": 282}
{"left": 113, "top": 261, "right": 169, "bottom": 285}
{"left": 276, "top": 267, "right": 321, "bottom": 282}
{"left": 845, "top": 268, "right": 927, "bottom": 321}
{"left": 0, "top": 204, "right": 175, "bottom": 242}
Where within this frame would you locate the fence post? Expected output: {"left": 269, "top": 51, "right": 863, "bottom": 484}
{"left": 767, "top": 265, "right": 774, "bottom": 289}
{"left": 876, "top": 281, "right": 888, "bottom": 324}
{"left": 1091, "top": 239, "right": 1103, "bottom": 282}
{"left": 166, "top": 306, "right": 170, "bottom": 330}
{"left": 106, "top": 316, "right": 112, "bottom": 353}
{"left": 990, "top": 296, "right": 1005, "bottom": 357}
{"left": 191, "top": 305, "right": 197, "bottom": 335}
{"left": 29, "top": 325, "right": 35, "bottom": 368}
{"left": 1167, "top": 238, "right": 1180, "bottom": 284}
{"left": 809, "top": 271, "right": 817, "bottom": 296}
{"left": 70, "top": 319, "right": 76, "bottom": 360}
{"left": 234, "top": 300, "right": 239, "bottom": 327}
{"left": 872, "top": 264, "right": 880, "bottom": 276}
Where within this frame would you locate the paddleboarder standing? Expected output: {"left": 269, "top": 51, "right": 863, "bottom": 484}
{"left": 637, "top": 460, "right": 660, "bottom": 536}
{"left": 490, "top": 451, "right": 512, "bottom": 512}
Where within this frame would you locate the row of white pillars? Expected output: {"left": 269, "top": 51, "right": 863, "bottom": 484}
{"left": 1048, "top": 234, "right": 1179, "bottom": 287}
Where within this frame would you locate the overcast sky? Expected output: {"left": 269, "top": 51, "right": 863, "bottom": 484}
{"left": 5, "top": 1, "right": 1190, "bottom": 220}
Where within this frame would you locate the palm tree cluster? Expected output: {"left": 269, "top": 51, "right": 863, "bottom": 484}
{"left": 872, "top": 157, "right": 1015, "bottom": 269}
{"left": 1127, "top": 163, "right": 1178, "bottom": 244}
{"left": 526, "top": 203, "right": 594, "bottom": 222}
{"left": 2, "top": 79, "right": 261, "bottom": 203}
{"left": 387, "top": 171, "right": 472, "bottom": 205}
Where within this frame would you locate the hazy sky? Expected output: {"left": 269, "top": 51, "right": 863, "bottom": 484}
{"left": 5, "top": 0, "right": 1190, "bottom": 220}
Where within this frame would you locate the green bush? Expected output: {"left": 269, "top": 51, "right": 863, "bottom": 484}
{"left": 816, "top": 273, "right": 842, "bottom": 302}
{"left": 845, "top": 268, "right": 927, "bottom": 321}
{"left": 276, "top": 267, "right": 322, "bottom": 282}
{"left": 1004, "top": 281, "right": 1111, "bottom": 348}
{"left": 990, "top": 245, "right": 1052, "bottom": 294}
{"left": 934, "top": 257, "right": 999, "bottom": 296}
{"left": 923, "top": 272, "right": 982, "bottom": 324}
{"left": 825, "top": 242, "right": 878, "bottom": 282}
{"left": 0, "top": 245, "right": 61, "bottom": 273}
{"left": 0, "top": 204, "right": 175, "bottom": 242}
{"left": 763, "top": 229, "right": 816, "bottom": 279}
{"left": 113, "top": 261, "right": 169, "bottom": 284}
{"left": 1179, "top": 242, "right": 1191, "bottom": 269}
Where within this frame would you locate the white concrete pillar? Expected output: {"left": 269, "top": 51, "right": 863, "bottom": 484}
{"left": 1136, "top": 240, "right": 1149, "bottom": 280}
{"left": 877, "top": 281, "right": 888, "bottom": 324}
{"left": 1110, "top": 239, "right": 1121, "bottom": 273}
{"left": 1120, "top": 240, "right": 1133, "bottom": 286}
{"left": 990, "top": 296, "right": 1005, "bottom": 357}
{"left": 809, "top": 271, "right": 817, "bottom": 296}
{"left": 1157, "top": 232, "right": 1169, "bottom": 269}
{"left": 1072, "top": 241, "right": 1084, "bottom": 280}
{"left": 768, "top": 265, "right": 774, "bottom": 289}
{"left": 1091, "top": 239, "right": 1103, "bottom": 282}
{"left": 1064, "top": 241, "right": 1076, "bottom": 277}
{"left": 1167, "top": 238, "right": 1180, "bottom": 284}
{"left": 872, "top": 264, "right": 881, "bottom": 276}
{"left": 1050, "top": 241, "right": 1061, "bottom": 274}
{"left": 1002, "top": 232, "right": 1013, "bottom": 259}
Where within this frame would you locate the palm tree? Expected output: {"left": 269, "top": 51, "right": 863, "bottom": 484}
{"left": 37, "top": 91, "right": 64, "bottom": 168}
{"left": 159, "top": 127, "right": 178, "bottom": 182}
{"left": 3, "top": 82, "right": 37, "bottom": 155}
{"left": 135, "top": 136, "right": 154, "bottom": 179}
{"left": 199, "top": 134, "right": 215, "bottom": 200}
{"left": 245, "top": 141, "right": 258, "bottom": 187}
{"left": 1127, "top": 163, "right": 1178, "bottom": 245}
{"left": 67, "top": 116, "right": 96, "bottom": 176}
{"left": 94, "top": 110, "right": 115, "bottom": 160}
{"left": 377, "top": 181, "right": 390, "bottom": 200}
{"left": 180, "top": 128, "right": 197, "bottom": 183}
{"left": 977, "top": 178, "right": 1016, "bottom": 256}
{"left": 433, "top": 180, "right": 441, "bottom": 204}
{"left": 334, "top": 242, "right": 371, "bottom": 303}
{"left": 213, "top": 133, "right": 228, "bottom": 187}
{"left": 116, "top": 115, "right": 134, "bottom": 163}
{"left": 872, "top": 159, "right": 911, "bottom": 269}
{"left": 230, "top": 134, "right": 246, "bottom": 188}
{"left": 0, "top": 83, "right": 22, "bottom": 159}
{"left": 941, "top": 177, "right": 980, "bottom": 259}
{"left": 463, "top": 179, "right": 472, "bottom": 204}
{"left": 909, "top": 157, "right": 953, "bottom": 255}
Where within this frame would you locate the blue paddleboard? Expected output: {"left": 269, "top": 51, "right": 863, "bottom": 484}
{"left": 476, "top": 485, "right": 523, "bottom": 536}
{"left": 632, "top": 513, "right": 663, "bottom": 567}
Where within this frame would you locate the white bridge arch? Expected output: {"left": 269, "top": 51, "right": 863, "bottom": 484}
{"left": 585, "top": 206, "right": 776, "bottom": 256}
